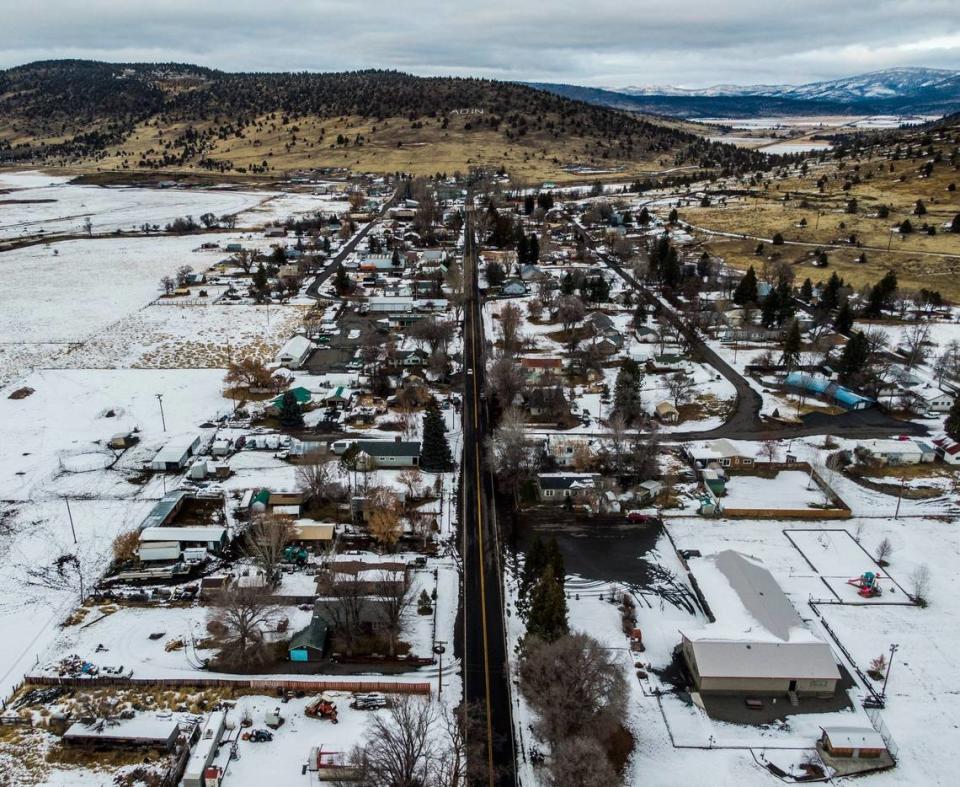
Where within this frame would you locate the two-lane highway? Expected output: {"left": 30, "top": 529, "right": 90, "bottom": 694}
{"left": 460, "top": 197, "right": 516, "bottom": 786}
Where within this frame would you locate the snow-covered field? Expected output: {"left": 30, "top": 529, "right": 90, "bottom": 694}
{"left": 0, "top": 170, "right": 270, "bottom": 239}
{"left": 56, "top": 302, "right": 310, "bottom": 369}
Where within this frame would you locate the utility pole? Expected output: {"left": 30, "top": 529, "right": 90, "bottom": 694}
{"left": 156, "top": 393, "right": 167, "bottom": 432}
{"left": 64, "top": 497, "right": 77, "bottom": 544}
{"left": 894, "top": 478, "right": 905, "bottom": 519}
{"left": 882, "top": 643, "right": 899, "bottom": 698}
{"left": 434, "top": 640, "right": 447, "bottom": 695}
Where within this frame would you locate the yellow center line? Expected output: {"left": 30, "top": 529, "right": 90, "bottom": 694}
{"left": 466, "top": 240, "right": 496, "bottom": 785}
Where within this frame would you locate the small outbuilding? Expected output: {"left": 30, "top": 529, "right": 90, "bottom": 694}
{"left": 150, "top": 435, "right": 201, "bottom": 472}
{"left": 288, "top": 612, "right": 330, "bottom": 662}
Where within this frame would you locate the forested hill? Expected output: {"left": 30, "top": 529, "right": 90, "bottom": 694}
{"left": 0, "top": 60, "right": 784, "bottom": 180}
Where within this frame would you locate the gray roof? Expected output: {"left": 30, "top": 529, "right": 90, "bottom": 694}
{"left": 289, "top": 613, "right": 329, "bottom": 653}
{"left": 687, "top": 638, "right": 840, "bottom": 681}
{"left": 357, "top": 439, "right": 421, "bottom": 458}
{"left": 138, "top": 491, "right": 188, "bottom": 531}
{"left": 714, "top": 550, "right": 801, "bottom": 641}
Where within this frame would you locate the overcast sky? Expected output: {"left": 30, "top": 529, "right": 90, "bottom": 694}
{"left": 3, "top": 0, "right": 959, "bottom": 88}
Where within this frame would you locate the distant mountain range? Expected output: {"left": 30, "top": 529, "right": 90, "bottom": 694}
{"left": 528, "top": 68, "right": 960, "bottom": 118}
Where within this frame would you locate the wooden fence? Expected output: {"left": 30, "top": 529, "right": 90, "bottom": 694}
{"left": 24, "top": 674, "right": 432, "bottom": 695}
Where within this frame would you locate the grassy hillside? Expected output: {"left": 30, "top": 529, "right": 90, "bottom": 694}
{"left": 675, "top": 116, "right": 960, "bottom": 299}
{"left": 0, "top": 60, "right": 778, "bottom": 182}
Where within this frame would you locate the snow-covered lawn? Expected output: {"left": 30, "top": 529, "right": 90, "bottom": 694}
{"left": 721, "top": 470, "right": 830, "bottom": 510}
{"left": 0, "top": 367, "right": 230, "bottom": 501}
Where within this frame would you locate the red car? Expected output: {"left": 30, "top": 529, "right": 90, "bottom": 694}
{"left": 626, "top": 511, "right": 658, "bottom": 524}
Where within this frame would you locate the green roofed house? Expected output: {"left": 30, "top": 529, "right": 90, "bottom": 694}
{"left": 289, "top": 612, "right": 330, "bottom": 662}
{"left": 271, "top": 386, "right": 312, "bottom": 408}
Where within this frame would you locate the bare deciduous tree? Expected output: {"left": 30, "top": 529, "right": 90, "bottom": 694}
{"left": 486, "top": 407, "right": 541, "bottom": 501}
{"left": 373, "top": 569, "right": 414, "bottom": 657}
{"left": 224, "top": 357, "right": 275, "bottom": 390}
{"left": 245, "top": 514, "right": 295, "bottom": 582}
{"left": 876, "top": 537, "right": 894, "bottom": 565}
{"left": 545, "top": 736, "right": 619, "bottom": 787}
{"left": 296, "top": 461, "right": 344, "bottom": 508}
{"left": 341, "top": 696, "right": 468, "bottom": 787}
{"left": 910, "top": 563, "right": 931, "bottom": 605}
{"left": 486, "top": 355, "right": 525, "bottom": 410}
{"left": 520, "top": 633, "right": 626, "bottom": 748}
{"left": 666, "top": 371, "right": 695, "bottom": 408}
{"left": 209, "top": 586, "right": 281, "bottom": 671}
{"left": 366, "top": 487, "right": 404, "bottom": 548}
{"left": 760, "top": 440, "right": 780, "bottom": 463}
{"left": 498, "top": 303, "right": 523, "bottom": 355}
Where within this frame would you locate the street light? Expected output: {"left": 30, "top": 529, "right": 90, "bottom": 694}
{"left": 156, "top": 393, "right": 167, "bottom": 432}
{"left": 882, "top": 643, "right": 899, "bottom": 698}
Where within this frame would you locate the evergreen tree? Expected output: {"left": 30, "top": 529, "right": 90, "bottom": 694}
{"left": 945, "top": 398, "right": 960, "bottom": 441}
{"left": 951, "top": 213, "right": 960, "bottom": 233}
{"left": 733, "top": 266, "right": 758, "bottom": 306}
{"left": 800, "top": 278, "right": 813, "bottom": 301}
{"left": 334, "top": 265, "right": 351, "bottom": 295}
{"left": 519, "top": 536, "right": 546, "bottom": 607}
{"left": 613, "top": 358, "right": 644, "bottom": 424}
{"left": 661, "top": 246, "right": 681, "bottom": 288}
{"left": 391, "top": 247, "right": 401, "bottom": 267}
{"left": 775, "top": 279, "right": 794, "bottom": 325}
{"left": 837, "top": 331, "right": 870, "bottom": 383}
{"left": 278, "top": 390, "right": 304, "bottom": 428}
{"left": 252, "top": 262, "right": 269, "bottom": 293}
{"left": 668, "top": 208, "right": 679, "bottom": 224}
{"left": 780, "top": 320, "right": 802, "bottom": 369}
{"left": 524, "top": 194, "right": 535, "bottom": 215}
{"left": 420, "top": 399, "right": 454, "bottom": 472}
{"left": 819, "top": 272, "right": 842, "bottom": 312}
{"left": 637, "top": 207, "right": 651, "bottom": 225}
{"left": 526, "top": 564, "right": 568, "bottom": 643}
{"left": 528, "top": 233, "right": 540, "bottom": 263}
{"left": 772, "top": 232, "right": 784, "bottom": 245}
{"left": 834, "top": 300, "right": 854, "bottom": 333}
{"left": 761, "top": 290, "right": 780, "bottom": 328}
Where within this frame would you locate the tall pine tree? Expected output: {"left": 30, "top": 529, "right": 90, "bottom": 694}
{"left": 420, "top": 399, "right": 453, "bottom": 472}
{"left": 526, "top": 564, "right": 568, "bottom": 643}
{"left": 733, "top": 266, "right": 758, "bottom": 306}
{"left": 278, "top": 390, "right": 304, "bottom": 428}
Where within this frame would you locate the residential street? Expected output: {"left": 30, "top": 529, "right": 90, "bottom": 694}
{"left": 460, "top": 198, "right": 516, "bottom": 786}
{"left": 569, "top": 218, "right": 925, "bottom": 442}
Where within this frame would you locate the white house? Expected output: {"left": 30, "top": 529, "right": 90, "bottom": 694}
{"left": 275, "top": 335, "right": 315, "bottom": 370}
{"left": 917, "top": 386, "right": 954, "bottom": 414}
{"left": 858, "top": 438, "right": 931, "bottom": 465}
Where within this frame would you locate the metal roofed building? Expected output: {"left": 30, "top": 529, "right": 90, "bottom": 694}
{"left": 682, "top": 550, "right": 841, "bottom": 697}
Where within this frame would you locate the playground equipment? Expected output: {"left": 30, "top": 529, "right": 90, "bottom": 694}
{"left": 847, "top": 571, "right": 882, "bottom": 598}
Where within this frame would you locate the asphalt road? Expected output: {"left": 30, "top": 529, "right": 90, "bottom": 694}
{"left": 460, "top": 198, "right": 517, "bottom": 786}
{"left": 305, "top": 189, "right": 397, "bottom": 299}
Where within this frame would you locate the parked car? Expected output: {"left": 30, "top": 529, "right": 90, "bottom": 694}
{"left": 626, "top": 511, "right": 658, "bottom": 524}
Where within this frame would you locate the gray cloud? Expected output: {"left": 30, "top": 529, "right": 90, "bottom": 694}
{"left": 1, "top": 0, "right": 958, "bottom": 87}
